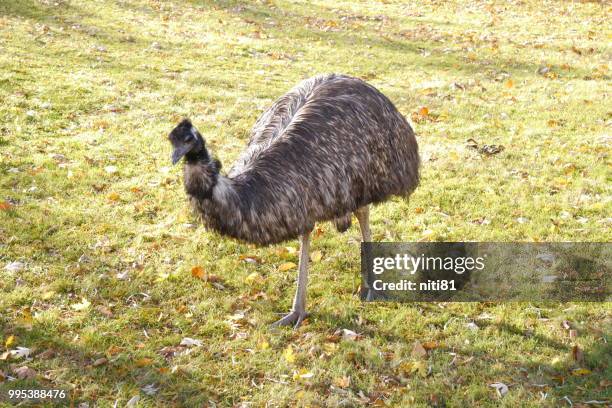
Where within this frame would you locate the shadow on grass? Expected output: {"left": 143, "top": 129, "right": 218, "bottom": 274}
{"left": 0, "top": 321, "right": 220, "bottom": 406}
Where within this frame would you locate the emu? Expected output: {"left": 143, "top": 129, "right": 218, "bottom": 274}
{"left": 168, "top": 74, "right": 419, "bottom": 327}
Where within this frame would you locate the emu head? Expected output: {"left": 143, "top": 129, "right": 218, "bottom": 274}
{"left": 168, "top": 119, "right": 205, "bottom": 165}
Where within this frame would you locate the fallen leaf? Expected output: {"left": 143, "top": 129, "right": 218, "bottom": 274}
{"left": 0, "top": 201, "right": 12, "bottom": 211}
{"left": 126, "top": 395, "right": 140, "bottom": 407}
{"left": 504, "top": 79, "right": 514, "bottom": 88}
{"left": 415, "top": 361, "right": 429, "bottom": 377}
{"left": 38, "top": 349, "right": 55, "bottom": 359}
{"left": 106, "top": 345, "right": 122, "bottom": 356}
{"left": 333, "top": 376, "right": 351, "bottom": 388}
{"left": 489, "top": 382, "right": 508, "bottom": 397}
{"left": 412, "top": 341, "right": 428, "bottom": 358}
{"left": 310, "top": 250, "right": 322, "bottom": 263}
{"left": 9, "top": 347, "right": 31, "bottom": 359}
{"left": 107, "top": 192, "right": 120, "bottom": 201}
{"left": 96, "top": 305, "right": 113, "bottom": 318}
{"left": 422, "top": 341, "right": 440, "bottom": 350}
{"left": 292, "top": 368, "right": 314, "bottom": 381}
{"left": 4, "top": 261, "right": 25, "bottom": 273}
{"left": 257, "top": 339, "right": 270, "bottom": 351}
{"left": 571, "top": 368, "right": 591, "bottom": 376}
{"left": 279, "top": 262, "right": 297, "bottom": 271}
{"left": 141, "top": 383, "right": 158, "bottom": 396}
{"left": 245, "top": 272, "right": 263, "bottom": 286}
{"left": 135, "top": 358, "right": 153, "bottom": 367}
{"left": 93, "top": 357, "right": 108, "bottom": 367}
{"left": 13, "top": 366, "right": 36, "bottom": 380}
{"left": 5, "top": 335, "right": 15, "bottom": 348}
{"left": 239, "top": 255, "right": 262, "bottom": 264}
{"left": 180, "top": 337, "right": 203, "bottom": 347}
{"left": 283, "top": 346, "right": 296, "bottom": 363}
{"left": 191, "top": 266, "right": 205, "bottom": 279}
{"left": 336, "top": 329, "right": 361, "bottom": 341}
{"left": 466, "top": 322, "right": 479, "bottom": 331}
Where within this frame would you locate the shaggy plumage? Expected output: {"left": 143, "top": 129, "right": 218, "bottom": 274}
{"left": 168, "top": 73, "right": 420, "bottom": 327}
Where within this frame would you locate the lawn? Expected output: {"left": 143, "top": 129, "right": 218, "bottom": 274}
{"left": 0, "top": 0, "right": 610, "bottom": 406}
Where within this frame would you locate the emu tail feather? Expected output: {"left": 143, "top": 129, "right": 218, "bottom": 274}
{"left": 333, "top": 214, "right": 352, "bottom": 233}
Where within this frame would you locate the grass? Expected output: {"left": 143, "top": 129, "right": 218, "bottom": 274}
{"left": 0, "top": 0, "right": 610, "bottom": 406}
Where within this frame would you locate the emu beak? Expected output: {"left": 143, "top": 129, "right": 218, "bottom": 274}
{"left": 171, "top": 145, "right": 191, "bottom": 165}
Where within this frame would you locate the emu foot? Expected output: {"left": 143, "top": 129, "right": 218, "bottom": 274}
{"left": 271, "top": 310, "right": 309, "bottom": 329}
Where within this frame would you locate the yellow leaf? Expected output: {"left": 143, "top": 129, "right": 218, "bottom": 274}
{"left": 504, "top": 79, "right": 514, "bottom": 88}
{"left": 135, "top": 358, "right": 153, "bottom": 367}
{"left": 310, "top": 251, "right": 322, "bottom": 263}
{"left": 283, "top": 346, "right": 296, "bottom": 363}
{"left": 571, "top": 368, "right": 591, "bottom": 376}
{"left": 257, "top": 339, "right": 270, "bottom": 350}
{"left": 292, "top": 368, "right": 314, "bottom": 381}
{"left": 412, "top": 360, "right": 428, "bottom": 377}
{"left": 16, "top": 310, "right": 33, "bottom": 329}
{"left": 467, "top": 52, "right": 477, "bottom": 61}
{"left": 333, "top": 376, "right": 351, "bottom": 388}
{"left": 418, "top": 106, "right": 429, "bottom": 117}
{"left": 5, "top": 335, "right": 15, "bottom": 348}
{"left": 245, "top": 272, "right": 263, "bottom": 286}
{"left": 191, "top": 266, "right": 205, "bottom": 279}
{"left": 279, "top": 262, "right": 297, "bottom": 271}
{"left": 323, "top": 342, "right": 338, "bottom": 354}
{"left": 107, "top": 192, "right": 120, "bottom": 201}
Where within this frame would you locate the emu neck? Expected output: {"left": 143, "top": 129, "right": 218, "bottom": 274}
{"left": 183, "top": 148, "right": 219, "bottom": 200}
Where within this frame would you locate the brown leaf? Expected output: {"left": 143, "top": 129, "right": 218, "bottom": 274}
{"left": 422, "top": 341, "right": 440, "bottom": 350}
{"left": 191, "top": 266, "right": 205, "bottom": 279}
{"left": 14, "top": 366, "right": 36, "bottom": 380}
{"left": 93, "top": 357, "right": 108, "bottom": 367}
{"left": 412, "top": 341, "right": 428, "bottom": 358}
{"left": 96, "top": 305, "right": 113, "bottom": 318}
{"left": 38, "top": 349, "right": 55, "bottom": 359}
{"left": 135, "top": 358, "right": 153, "bottom": 367}
{"left": 106, "top": 345, "right": 123, "bottom": 356}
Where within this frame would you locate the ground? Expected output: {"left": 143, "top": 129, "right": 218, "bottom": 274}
{"left": 0, "top": 0, "right": 610, "bottom": 406}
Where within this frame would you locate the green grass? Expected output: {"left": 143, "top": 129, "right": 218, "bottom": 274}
{"left": 0, "top": 0, "right": 610, "bottom": 406}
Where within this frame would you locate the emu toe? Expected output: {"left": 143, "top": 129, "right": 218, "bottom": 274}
{"left": 271, "top": 310, "right": 309, "bottom": 329}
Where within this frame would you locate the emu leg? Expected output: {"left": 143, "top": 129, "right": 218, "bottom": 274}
{"left": 272, "top": 231, "right": 311, "bottom": 328}
{"left": 355, "top": 206, "right": 374, "bottom": 300}
{"left": 354, "top": 206, "right": 371, "bottom": 242}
